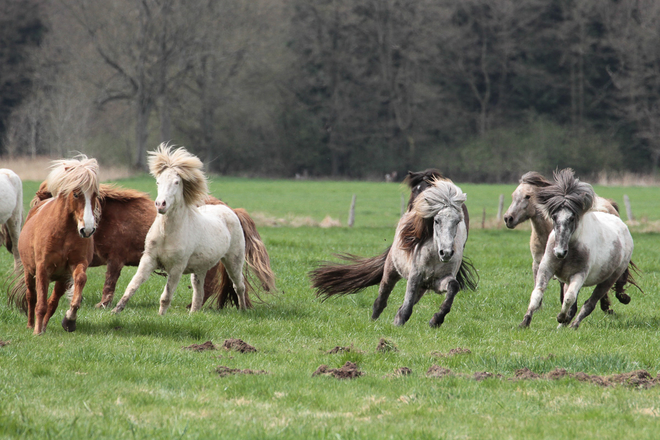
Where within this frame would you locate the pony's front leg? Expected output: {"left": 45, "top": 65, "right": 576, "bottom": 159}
{"left": 112, "top": 255, "right": 157, "bottom": 314}
{"left": 189, "top": 272, "right": 206, "bottom": 313}
{"left": 569, "top": 276, "right": 617, "bottom": 329}
{"left": 159, "top": 266, "right": 184, "bottom": 315}
{"left": 62, "top": 264, "right": 88, "bottom": 332}
{"left": 556, "top": 274, "right": 586, "bottom": 326}
{"left": 520, "top": 263, "right": 553, "bottom": 328}
{"left": 96, "top": 260, "right": 125, "bottom": 308}
{"left": 393, "top": 273, "right": 423, "bottom": 326}
{"left": 429, "top": 277, "right": 460, "bottom": 328}
{"left": 33, "top": 267, "right": 49, "bottom": 335}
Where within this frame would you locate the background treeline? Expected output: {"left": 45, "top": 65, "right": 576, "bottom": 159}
{"left": 3, "top": 0, "right": 660, "bottom": 182}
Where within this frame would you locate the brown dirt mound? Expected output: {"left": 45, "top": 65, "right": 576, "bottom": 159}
{"left": 431, "top": 347, "right": 471, "bottom": 358}
{"left": 222, "top": 338, "right": 257, "bottom": 353}
{"left": 473, "top": 371, "right": 503, "bottom": 381}
{"left": 426, "top": 365, "right": 454, "bottom": 378}
{"left": 518, "top": 368, "right": 659, "bottom": 388}
{"left": 376, "top": 338, "right": 398, "bottom": 353}
{"left": 214, "top": 366, "right": 268, "bottom": 377}
{"left": 313, "top": 361, "right": 363, "bottom": 379}
{"left": 0, "top": 340, "right": 9, "bottom": 347}
{"left": 513, "top": 367, "right": 542, "bottom": 380}
{"left": 183, "top": 341, "right": 217, "bottom": 352}
{"left": 325, "top": 345, "right": 358, "bottom": 354}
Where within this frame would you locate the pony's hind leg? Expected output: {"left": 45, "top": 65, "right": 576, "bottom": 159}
{"left": 371, "top": 262, "right": 400, "bottom": 320}
{"left": 429, "top": 277, "right": 460, "bottom": 328}
{"left": 62, "top": 263, "right": 88, "bottom": 332}
{"left": 570, "top": 278, "right": 618, "bottom": 329}
{"left": 189, "top": 272, "right": 206, "bottom": 313}
{"left": 96, "top": 260, "right": 125, "bottom": 308}
{"left": 33, "top": 267, "right": 49, "bottom": 335}
{"left": 221, "top": 252, "right": 247, "bottom": 310}
{"left": 25, "top": 274, "right": 37, "bottom": 330}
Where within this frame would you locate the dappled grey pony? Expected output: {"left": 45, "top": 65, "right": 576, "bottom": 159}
{"left": 520, "top": 169, "right": 639, "bottom": 329}
{"left": 310, "top": 172, "right": 478, "bottom": 327}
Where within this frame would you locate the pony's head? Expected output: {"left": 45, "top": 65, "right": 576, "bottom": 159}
{"left": 47, "top": 155, "right": 100, "bottom": 238}
{"left": 503, "top": 171, "right": 552, "bottom": 229}
{"left": 149, "top": 143, "right": 208, "bottom": 214}
{"left": 413, "top": 179, "right": 467, "bottom": 262}
{"left": 537, "top": 168, "right": 595, "bottom": 259}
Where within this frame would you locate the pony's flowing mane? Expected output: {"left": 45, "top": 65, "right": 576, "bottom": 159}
{"left": 399, "top": 179, "right": 466, "bottom": 253}
{"left": 403, "top": 169, "right": 447, "bottom": 211}
{"left": 148, "top": 143, "right": 208, "bottom": 206}
{"left": 47, "top": 155, "right": 99, "bottom": 197}
{"left": 537, "top": 168, "right": 595, "bottom": 217}
{"left": 520, "top": 171, "right": 552, "bottom": 188}
{"left": 31, "top": 182, "right": 150, "bottom": 207}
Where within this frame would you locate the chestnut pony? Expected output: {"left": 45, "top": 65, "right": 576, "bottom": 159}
{"left": 23, "top": 182, "right": 275, "bottom": 310}
{"left": 16, "top": 156, "right": 100, "bottom": 335}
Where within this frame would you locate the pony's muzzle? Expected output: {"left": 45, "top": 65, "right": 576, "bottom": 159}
{"left": 155, "top": 200, "right": 168, "bottom": 214}
{"left": 79, "top": 227, "right": 96, "bottom": 238}
{"left": 554, "top": 247, "right": 568, "bottom": 259}
{"left": 503, "top": 215, "right": 515, "bottom": 229}
{"left": 439, "top": 249, "right": 454, "bottom": 262}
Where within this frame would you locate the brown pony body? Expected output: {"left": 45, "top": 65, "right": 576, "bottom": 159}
{"left": 21, "top": 181, "right": 275, "bottom": 310}
{"left": 16, "top": 157, "right": 100, "bottom": 334}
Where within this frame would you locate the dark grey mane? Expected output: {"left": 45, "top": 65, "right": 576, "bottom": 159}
{"left": 404, "top": 169, "right": 446, "bottom": 210}
{"left": 520, "top": 171, "right": 552, "bottom": 188}
{"left": 537, "top": 168, "right": 595, "bottom": 217}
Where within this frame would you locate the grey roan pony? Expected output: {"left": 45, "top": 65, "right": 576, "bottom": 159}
{"left": 520, "top": 169, "right": 640, "bottom": 329}
{"left": 310, "top": 171, "right": 478, "bottom": 327}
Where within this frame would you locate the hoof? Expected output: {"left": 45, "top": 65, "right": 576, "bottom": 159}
{"left": 605, "top": 308, "right": 615, "bottom": 315}
{"left": 62, "top": 317, "right": 77, "bottom": 332}
{"left": 95, "top": 301, "right": 109, "bottom": 309}
{"left": 556, "top": 312, "right": 570, "bottom": 324}
{"left": 429, "top": 313, "right": 445, "bottom": 328}
{"left": 519, "top": 315, "right": 531, "bottom": 328}
{"left": 110, "top": 306, "right": 122, "bottom": 315}
{"left": 616, "top": 293, "right": 631, "bottom": 305}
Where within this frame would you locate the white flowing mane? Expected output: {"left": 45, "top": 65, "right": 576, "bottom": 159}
{"left": 47, "top": 155, "right": 99, "bottom": 197}
{"left": 148, "top": 143, "right": 209, "bottom": 207}
{"left": 414, "top": 179, "right": 466, "bottom": 219}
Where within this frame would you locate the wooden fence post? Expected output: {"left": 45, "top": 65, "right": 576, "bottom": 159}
{"left": 348, "top": 194, "right": 356, "bottom": 227}
{"left": 623, "top": 194, "right": 634, "bottom": 221}
{"left": 497, "top": 194, "right": 504, "bottom": 220}
{"left": 481, "top": 208, "right": 486, "bottom": 229}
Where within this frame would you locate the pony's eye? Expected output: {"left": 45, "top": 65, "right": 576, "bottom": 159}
{"left": 524, "top": 195, "right": 531, "bottom": 199}
{"left": 175, "top": 181, "right": 180, "bottom": 185}
{"left": 73, "top": 192, "right": 79, "bottom": 199}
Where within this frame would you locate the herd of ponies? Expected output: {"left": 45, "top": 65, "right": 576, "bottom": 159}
{"left": 0, "top": 144, "right": 641, "bottom": 335}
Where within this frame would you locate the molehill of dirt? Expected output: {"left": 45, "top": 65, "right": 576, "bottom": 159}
{"left": 215, "top": 366, "right": 268, "bottom": 377}
{"left": 426, "top": 365, "right": 660, "bottom": 388}
{"left": 0, "top": 340, "right": 9, "bottom": 347}
{"left": 313, "top": 361, "right": 363, "bottom": 379}
{"left": 182, "top": 339, "right": 257, "bottom": 353}
{"left": 222, "top": 338, "right": 257, "bottom": 353}
{"left": 375, "top": 338, "right": 398, "bottom": 353}
{"left": 325, "top": 344, "right": 360, "bottom": 354}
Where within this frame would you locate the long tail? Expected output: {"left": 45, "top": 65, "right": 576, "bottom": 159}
{"left": 212, "top": 208, "right": 276, "bottom": 309}
{"left": 6, "top": 262, "right": 27, "bottom": 313}
{"left": 309, "top": 247, "right": 391, "bottom": 300}
{"left": 613, "top": 261, "right": 642, "bottom": 305}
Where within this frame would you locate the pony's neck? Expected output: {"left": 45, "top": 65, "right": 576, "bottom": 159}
{"left": 156, "top": 203, "right": 193, "bottom": 233}
{"left": 529, "top": 207, "right": 552, "bottom": 245}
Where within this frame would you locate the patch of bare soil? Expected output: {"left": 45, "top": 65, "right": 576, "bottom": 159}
{"left": 473, "top": 371, "right": 504, "bottom": 381}
{"left": 513, "top": 367, "right": 542, "bottom": 380}
{"left": 183, "top": 341, "right": 217, "bottom": 352}
{"left": 375, "top": 338, "right": 398, "bottom": 353}
{"left": 313, "top": 361, "right": 363, "bottom": 379}
{"left": 0, "top": 340, "right": 9, "bottom": 347}
{"left": 426, "top": 365, "right": 455, "bottom": 378}
{"left": 431, "top": 347, "right": 471, "bottom": 358}
{"left": 214, "top": 366, "right": 268, "bottom": 377}
{"left": 325, "top": 345, "right": 358, "bottom": 354}
{"left": 384, "top": 367, "right": 413, "bottom": 378}
{"left": 222, "top": 338, "right": 257, "bottom": 353}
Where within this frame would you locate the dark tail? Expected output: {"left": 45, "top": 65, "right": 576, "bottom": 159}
{"left": 309, "top": 247, "right": 390, "bottom": 300}
{"left": 212, "top": 208, "right": 276, "bottom": 309}
{"left": 456, "top": 257, "right": 479, "bottom": 291}
{"left": 613, "top": 261, "right": 642, "bottom": 305}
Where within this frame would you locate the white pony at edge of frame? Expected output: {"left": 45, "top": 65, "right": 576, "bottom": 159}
{"left": 112, "top": 143, "right": 246, "bottom": 315}
{"left": 0, "top": 168, "right": 23, "bottom": 271}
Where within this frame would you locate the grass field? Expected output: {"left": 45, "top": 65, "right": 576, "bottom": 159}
{"left": 1, "top": 176, "right": 660, "bottom": 439}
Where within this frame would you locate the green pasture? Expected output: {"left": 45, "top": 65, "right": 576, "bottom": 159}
{"left": 1, "top": 177, "right": 660, "bottom": 439}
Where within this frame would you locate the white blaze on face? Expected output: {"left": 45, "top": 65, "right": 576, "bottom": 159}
{"left": 154, "top": 169, "right": 182, "bottom": 215}
{"left": 552, "top": 209, "right": 574, "bottom": 258}
{"left": 79, "top": 189, "right": 96, "bottom": 237}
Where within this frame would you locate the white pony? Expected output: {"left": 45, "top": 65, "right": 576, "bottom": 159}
{"left": 112, "top": 144, "right": 246, "bottom": 315}
{"left": 519, "top": 169, "right": 637, "bottom": 329}
{"left": 0, "top": 169, "right": 23, "bottom": 271}
{"left": 311, "top": 176, "right": 478, "bottom": 327}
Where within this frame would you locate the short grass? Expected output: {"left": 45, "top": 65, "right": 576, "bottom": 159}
{"left": 1, "top": 177, "right": 660, "bottom": 439}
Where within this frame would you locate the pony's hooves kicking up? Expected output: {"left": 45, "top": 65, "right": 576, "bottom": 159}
{"left": 616, "top": 293, "right": 631, "bottom": 305}
{"left": 61, "top": 317, "right": 76, "bottom": 332}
